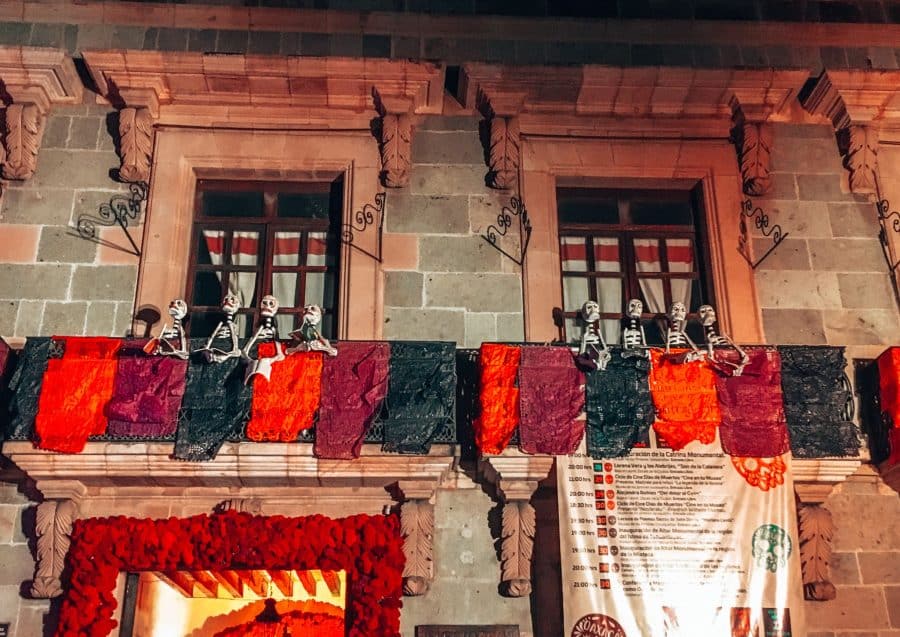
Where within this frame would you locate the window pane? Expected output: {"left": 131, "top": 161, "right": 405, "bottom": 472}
{"left": 304, "top": 271, "right": 325, "bottom": 307}
{"left": 306, "top": 232, "right": 328, "bottom": 267}
{"left": 670, "top": 278, "right": 693, "bottom": 310}
{"left": 201, "top": 191, "right": 264, "bottom": 217}
{"left": 600, "top": 319, "right": 620, "bottom": 345}
{"left": 637, "top": 278, "right": 666, "bottom": 314}
{"left": 199, "top": 230, "right": 225, "bottom": 265}
{"left": 230, "top": 272, "right": 258, "bottom": 309}
{"left": 557, "top": 189, "right": 619, "bottom": 224}
{"left": 231, "top": 231, "right": 261, "bottom": 267}
{"left": 595, "top": 278, "right": 622, "bottom": 315}
{"left": 560, "top": 236, "right": 589, "bottom": 272}
{"left": 193, "top": 272, "right": 222, "bottom": 306}
{"left": 644, "top": 318, "right": 665, "bottom": 346}
{"left": 275, "top": 313, "right": 297, "bottom": 336}
{"left": 634, "top": 238, "right": 662, "bottom": 272}
{"left": 272, "top": 272, "right": 298, "bottom": 307}
{"left": 273, "top": 231, "right": 302, "bottom": 266}
{"left": 688, "top": 279, "right": 704, "bottom": 312}
{"left": 277, "top": 192, "right": 330, "bottom": 219}
{"left": 188, "top": 312, "right": 219, "bottom": 338}
{"left": 593, "top": 237, "right": 621, "bottom": 272}
{"left": 666, "top": 238, "right": 695, "bottom": 272}
{"left": 562, "top": 276, "right": 590, "bottom": 312}
{"left": 564, "top": 318, "right": 579, "bottom": 345}
{"left": 234, "top": 313, "right": 253, "bottom": 338}
{"left": 628, "top": 198, "right": 693, "bottom": 226}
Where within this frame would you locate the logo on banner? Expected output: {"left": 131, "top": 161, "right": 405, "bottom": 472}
{"left": 571, "top": 613, "right": 626, "bottom": 637}
{"left": 752, "top": 524, "right": 792, "bottom": 572}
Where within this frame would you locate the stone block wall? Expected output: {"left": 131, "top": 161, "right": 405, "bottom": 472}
{"left": 753, "top": 123, "right": 900, "bottom": 352}
{"left": 400, "top": 487, "right": 533, "bottom": 637}
{"left": 0, "top": 104, "right": 137, "bottom": 339}
{"left": 382, "top": 115, "right": 526, "bottom": 347}
{"left": 0, "top": 479, "right": 49, "bottom": 636}
{"left": 805, "top": 466, "right": 900, "bottom": 637}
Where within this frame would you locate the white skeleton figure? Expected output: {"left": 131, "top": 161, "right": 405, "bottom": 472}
{"left": 578, "top": 300, "right": 612, "bottom": 371}
{"left": 665, "top": 301, "right": 703, "bottom": 361}
{"left": 148, "top": 299, "right": 189, "bottom": 359}
{"left": 699, "top": 304, "right": 749, "bottom": 375}
{"left": 196, "top": 293, "right": 242, "bottom": 363}
{"left": 621, "top": 298, "right": 649, "bottom": 358}
{"left": 242, "top": 294, "right": 285, "bottom": 382}
{"left": 287, "top": 304, "right": 338, "bottom": 357}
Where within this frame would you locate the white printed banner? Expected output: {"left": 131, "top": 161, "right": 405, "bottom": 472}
{"left": 558, "top": 440, "right": 806, "bottom": 637}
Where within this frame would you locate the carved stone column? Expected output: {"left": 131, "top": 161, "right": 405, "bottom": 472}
{"left": 480, "top": 454, "right": 553, "bottom": 597}
{"left": 839, "top": 124, "right": 879, "bottom": 195}
{"left": 793, "top": 457, "right": 861, "bottom": 602}
{"left": 117, "top": 106, "right": 155, "bottom": 183}
{"left": 30, "top": 480, "right": 86, "bottom": 599}
{"left": 377, "top": 112, "right": 412, "bottom": 188}
{"left": 1, "top": 101, "right": 47, "bottom": 181}
{"left": 487, "top": 115, "right": 520, "bottom": 190}
{"left": 397, "top": 481, "right": 437, "bottom": 596}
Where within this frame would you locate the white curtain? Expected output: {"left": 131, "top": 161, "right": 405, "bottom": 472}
{"left": 634, "top": 237, "right": 694, "bottom": 313}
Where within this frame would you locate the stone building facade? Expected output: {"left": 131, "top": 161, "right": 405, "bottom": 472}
{"left": 0, "top": 2, "right": 899, "bottom": 636}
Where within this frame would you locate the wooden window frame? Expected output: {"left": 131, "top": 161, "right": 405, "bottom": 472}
{"left": 556, "top": 187, "right": 716, "bottom": 342}
{"left": 185, "top": 179, "right": 341, "bottom": 337}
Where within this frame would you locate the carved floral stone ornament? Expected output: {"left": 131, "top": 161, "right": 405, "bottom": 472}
{"left": 0, "top": 47, "right": 83, "bottom": 181}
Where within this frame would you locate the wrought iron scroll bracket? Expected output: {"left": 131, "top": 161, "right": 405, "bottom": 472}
{"left": 341, "top": 192, "right": 385, "bottom": 263}
{"left": 737, "top": 198, "right": 789, "bottom": 269}
{"left": 874, "top": 176, "right": 900, "bottom": 306}
{"left": 480, "top": 195, "right": 532, "bottom": 266}
{"left": 75, "top": 182, "right": 147, "bottom": 257}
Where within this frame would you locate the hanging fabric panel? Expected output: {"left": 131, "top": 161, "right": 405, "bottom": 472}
{"left": 877, "top": 347, "right": 900, "bottom": 429}
{"left": 382, "top": 342, "right": 455, "bottom": 454}
{"left": 586, "top": 353, "right": 655, "bottom": 459}
{"left": 174, "top": 339, "right": 252, "bottom": 461}
{"left": 518, "top": 346, "right": 585, "bottom": 455}
{"left": 778, "top": 346, "right": 859, "bottom": 458}
{"left": 474, "top": 343, "right": 521, "bottom": 455}
{"left": 715, "top": 348, "right": 790, "bottom": 457}
{"left": 6, "top": 338, "right": 51, "bottom": 440}
{"left": 34, "top": 337, "right": 120, "bottom": 453}
{"left": 315, "top": 341, "right": 390, "bottom": 459}
{"left": 246, "top": 346, "right": 323, "bottom": 442}
{"left": 648, "top": 348, "right": 721, "bottom": 450}
{"left": 106, "top": 342, "right": 189, "bottom": 438}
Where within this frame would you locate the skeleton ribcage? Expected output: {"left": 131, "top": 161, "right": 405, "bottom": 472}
{"left": 623, "top": 328, "right": 643, "bottom": 348}
{"left": 667, "top": 330, "right": 689, "bottom": 347}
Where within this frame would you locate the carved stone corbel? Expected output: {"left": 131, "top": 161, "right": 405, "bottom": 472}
{"left": 397, "top": 480, "right": 437, "bottom": 596}
{"left": 793, "top": 457, "right": 861, "bottom": 602}
{"left": 31, "top": 498, "right": 78, "bottom": 598}
{"left": 839, "top": 124, "right": 879, "bottom": 195}
{"left": 479, "top": 454, "right": 553, "bottom": 597}
{"left": 734, "top": 120, "right": 774, "bottom": 197}
{"left": 1, "top": 102, "right": 47, "bottom": 181}
{"left": 377, "top": 112, "right": 412, "bottom": 188}
{"left": 487, "top": 115, "right": 520, "bottom": 190}
{"left": 117, "top": 106, "right": 155, "bottom": 183}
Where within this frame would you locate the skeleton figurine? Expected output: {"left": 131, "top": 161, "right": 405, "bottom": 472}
{"left": 699, "top": 304, "right": 749, "bottom": 375}
{"left": 195, "top": 293, "right": 242, "bottom": 363}
{"left": 241, "top": 294, "right": 285, "bottom": 382}
{"left": 287, "top": 305, "right": 338, "bottom": 357}
{"left": 145, "top": 299, "right": 190, "bottom": 360}
{"left": 575, "top": 300, "right": 612, "bottom": 371}
{"left": 620, "top": 298, "right": 649, "bottom": 359}
{"left": 665, "top": 301, "right": 703, "bottom": 362}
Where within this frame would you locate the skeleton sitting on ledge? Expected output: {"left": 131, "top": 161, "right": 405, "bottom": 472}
{"left": 575, "top": 300, "right": 612, "bottom": 371}
{"left": 241, "top": 294, "right": 285, "bottom": 382}
{"left": 145, "top": 299, "right": 190, "bottom": 360}
{"left": 664, "top": 301, "right": 704, "bottom": 363}
{"left": 699, "top": 304, "right": 749, "bottom": 376}
{"left": 194, "top": 293, "right": 242, "bottom": 363}
{"left": 287, "top": 304, "right": 337, "bottom": 357}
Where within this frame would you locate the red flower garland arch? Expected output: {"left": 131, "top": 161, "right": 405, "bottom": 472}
{"left": 54, "top": 511, "right": 404, "bottom": 637}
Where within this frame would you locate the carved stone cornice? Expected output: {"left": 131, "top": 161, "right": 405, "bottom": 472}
{"left": 0, "top": 46, "right": 83, "bottom": 181}
{"left": 82, "top": 51, "right": 444, "bottom": 128}
{"left": 802, "top": 70, "right": 900, "bottom": 195}
{"left": 479, "top": 453, "right": 553, "bottom": 597}
{"left": 792, "top": 457, "right": 862, "bottom": 504}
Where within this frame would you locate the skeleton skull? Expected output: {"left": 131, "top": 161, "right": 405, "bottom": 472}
{"left": 168, "top": 299, "right": 188, "bottom": 320}
{"left": 259, "top": 295, "right": 279, "bottom": 318}
{"left": 581, "top": 301, "right": 601, "bottom": 323}
{"left": 698, "top": 304, "right": 717, "bottom": 327}
{"left": 222, "top": 293, "right": 241, "bottom": 316}
{"left": 668, "top": 301, "right": 687, "bottom": 323}
{"left": 302, "top": 304, "right": 323, "bottom": 327}
{"left": 626, "top": 298, "right": 643, "bottom": 319}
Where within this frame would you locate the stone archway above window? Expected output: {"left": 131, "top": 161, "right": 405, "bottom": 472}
{"left": 81, "top": 51, "right": 445, "bottom": 186}
{"left": 457, "top": 64, "right": 808, "bottom": 196}
{"left": 0, "top": 46, "right": 83, "bottom": 181}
